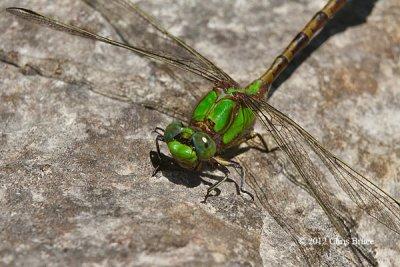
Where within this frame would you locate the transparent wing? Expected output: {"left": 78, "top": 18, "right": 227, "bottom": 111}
{"left": 5, "top": 4, "right": 237, "bottom": 85}
{"left": 240, "top": 160, "right": 314, "bottom": 266}
{"left": 241, "top": 157, "right": 377, "bottom": 265}
{"left": 0, "top": 48, "right": 189, "bottom": 122}
{"left": 82, "top": 0, "right": 236, "bottom": 85}
{"left": 243, "top": 95, "right": 400, "bottom": 235}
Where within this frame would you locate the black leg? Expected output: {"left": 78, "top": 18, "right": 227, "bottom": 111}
{"left": 202, "top": 163, "right": 230, "bottom": 203}
{"left": 152, "top": 134, "right": 165, "bottom": 177}
{"left": 202, "top": 158, "right": 253, "bottom": 203}
{"left": 251, "top": 132, "right": 270, "bottom": 152}
{"left": 152, "top": 126, "right": 165, "bottom": 135}
{"left": 245, "top": 132, "right": 281, "bottom": 153}
{"left": 227, "top": 131, "right": 280, "bottom": 155}
{"left": 229, "top": 160, "right": 254, "bottom": 201}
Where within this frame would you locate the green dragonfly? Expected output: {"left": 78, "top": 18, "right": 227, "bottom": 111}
{"left": 5, "top": 0, "right": 400, "bottom": 264}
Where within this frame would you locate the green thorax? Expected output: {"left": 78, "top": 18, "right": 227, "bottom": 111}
{"left": 191, "top": 80, "right": 263, "bottom": 148}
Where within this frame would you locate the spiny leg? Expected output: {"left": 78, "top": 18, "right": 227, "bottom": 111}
{"left": 259, "top": 0, "right": 348, "bottom": 89}
{"left": 202, "top": 157, "right": 250, "bottom": 203}
{"left": 230, "top": 160, "right": 254, "bottom": 201}
{"left": 237, "top": 132, "right": 281, "bottom": 198}
{"left": 244, "top": 132, "right": 281, "bottom": 153}
{"left": 206, "top": 132, "right": 279, "bottom": 201}
{"left": 153, "top": 126, "right": 165, "bottom": 135}
{"left": 151, "top": 129, "right": 165, "bottom": 176}
{"left": 202, "top": 157, "right": 231, "bottom": 203}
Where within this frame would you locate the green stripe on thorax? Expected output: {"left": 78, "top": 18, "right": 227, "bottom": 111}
{"left": 191, "top": 80, "right": 262, "bottom": 147}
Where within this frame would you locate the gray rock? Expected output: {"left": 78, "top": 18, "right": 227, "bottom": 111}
{"left": 0, "top": 0, "right": 399, "bottom": 266}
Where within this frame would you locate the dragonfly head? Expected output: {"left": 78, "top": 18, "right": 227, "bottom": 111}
{"left": 163, "top": 121, "right": 216, "bottom": 169}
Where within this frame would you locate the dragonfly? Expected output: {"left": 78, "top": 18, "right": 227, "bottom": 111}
{"left": 5, "top": 0, "right": 400, "bottom": 265}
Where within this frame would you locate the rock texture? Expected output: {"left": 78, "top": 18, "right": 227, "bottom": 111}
{"left": 0, "top": 0, "right": 399, "bottom": 266}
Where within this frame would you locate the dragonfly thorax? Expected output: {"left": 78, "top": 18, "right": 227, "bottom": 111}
{"left": 189, "top": 81, "right": 265, "bottom": 149}
{"left": 164, "top": 121, "right": 217, "bottom": 169}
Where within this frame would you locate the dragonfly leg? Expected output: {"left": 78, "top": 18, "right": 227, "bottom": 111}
{"left": 202, "top": 159, "right": 230, "bottom": 203}
{"left": 202, "top": 157, "right": 252, "bottom": 202}
{"left": 152, "top": 126, "right": 165, "bottom": 135}
{"left": 152, "top": 131, "right": 165, "bottom": 177}
{"left": 229, "top": 159, "right": 254, "bottom": 201}
{"left": 245, "top": 132, "right": 280, "bottom": 153}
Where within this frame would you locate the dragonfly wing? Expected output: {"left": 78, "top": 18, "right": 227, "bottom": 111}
{"left": 243, "top": 95, "right": 400, "bottom": 235}
{"left": 240, "top": 160, "right": 316, "bottom": 266}
{"left": 6, "top": 5, "right": 236, "bottom": 85}
{"left": 82, "top": 0, "right": 236, "bottom": 86}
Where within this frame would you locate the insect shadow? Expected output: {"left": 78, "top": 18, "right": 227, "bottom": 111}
{"left": 269, "top": 0, "right": 379, "bottom": 97}
{"left": 150, "top": 151, "right": 209, "bottom": 189}
{"left": 150, "top": 149, "right": 257, "bottom": 199}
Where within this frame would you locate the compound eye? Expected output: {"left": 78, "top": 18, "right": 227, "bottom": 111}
{"left": 164, "top": 121, "right": 183, "bottom": 142}
{"left": 192, "top": 132, "right": 216, "bottom": 160}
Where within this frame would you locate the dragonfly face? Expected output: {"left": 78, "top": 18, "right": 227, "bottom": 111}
{"left": 164, "top": 121, "right": 217, "bottom": 169}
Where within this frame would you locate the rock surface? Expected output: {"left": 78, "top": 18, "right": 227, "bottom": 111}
{"left": 0, "top": 0, "right": 399, "bottom": 266}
